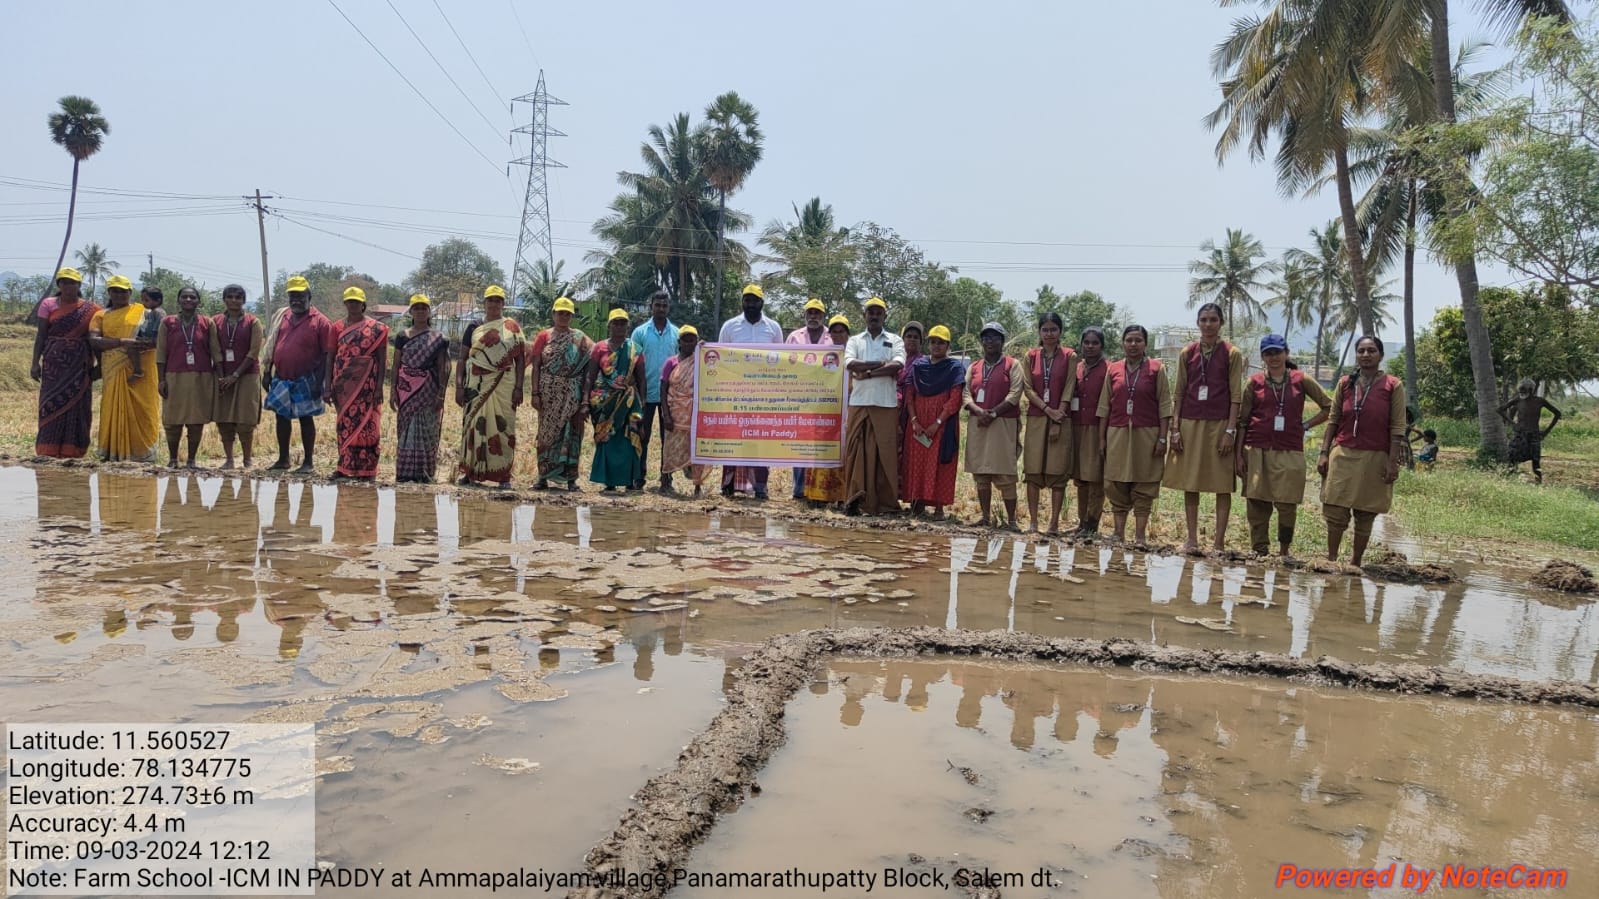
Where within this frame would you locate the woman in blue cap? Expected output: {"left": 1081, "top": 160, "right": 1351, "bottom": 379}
{"left": 1235, "top": 334, "right": 1331, "bottom": 557}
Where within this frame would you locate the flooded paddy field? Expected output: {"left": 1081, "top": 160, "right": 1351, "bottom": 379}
{"left": 0, "top": 466, "right": 1595, "bottom": 896}
{"left": 677, "top": 657, "right": 1598, "bottom": 898}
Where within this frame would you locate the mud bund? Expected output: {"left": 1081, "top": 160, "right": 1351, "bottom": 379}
{"left": 570, "top": 626, "right": 1599, "bottom": 899}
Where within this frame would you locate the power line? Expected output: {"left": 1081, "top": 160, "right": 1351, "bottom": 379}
{"left": 384, "top": 0, "right": 503, "bottom": 137}
{"left": 323, "top": 0, "right": 503, "bottom": 174}
{"left": 506, "top": 0, "right": 540, "bottom": 68}
{"left": 273, "top": 210, "right": 422, "bottom": 261}
{"left": 429, "top": 0, "right": 507, "bottom": 111}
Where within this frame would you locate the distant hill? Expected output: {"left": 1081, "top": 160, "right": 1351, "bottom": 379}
{"left": 0, "top": 271, "right": 19, "bottom": 287}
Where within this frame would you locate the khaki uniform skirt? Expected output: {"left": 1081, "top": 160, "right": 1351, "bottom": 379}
{"left": 213, "top": 373, "right": 263, "bottom": 427}
{"left": 1072, "top": 422, "right": 1103, "bottom": 482}
{"left": 162, "top": 372, "right": 215, "bottom": 427}
{"left": 1241, "top": 447, "right": 1307, "bottom": 504}
{"left": 1163, "top": 418, "right": 1235, "bottom": 493}
{"left": 1320, "top": 445, "right": 1394, "bottom": 513}
{"left": 1103, "top": 425, "right": 1164, "bottom": 484}
{"left": 1023, "top": 415, "right": 1072, "bottom": 488}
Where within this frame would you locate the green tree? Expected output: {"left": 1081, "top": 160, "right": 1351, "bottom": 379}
{"left": 144, "top": 267, "right": 220, "bottom": 315}
{"left": 73, "top": 243, "right": 118, "bottom": 300}
{"left": 699, "top": 92, "right": 763, "bottom": 324}
{"left": 1186, "top": 228, "right": 1278, "bottom": 339}
{"left": 1265, "top": 256, "right": 1315, "bottom": 346}
{"left": 1284, "top": 221, "right": 1351, "bottom": 379}
{"left": 406, "top": 238, "right": 505, "bottom": 308}
{"left": 45, "top": 96, "right": 109, "bottom": 311}
{"left": 1206, "top": 3, "right": 1377, "bottom": 336}
{"left": 759, "top": 198, "right": 856, "bottom": 322}
{"left": 1028, "top": 285, "right": 1124, "bottom": 357}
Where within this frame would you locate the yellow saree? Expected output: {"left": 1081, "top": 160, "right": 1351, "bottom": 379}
{"left": 92, "top": 303, "right": 160, "bottom": 462}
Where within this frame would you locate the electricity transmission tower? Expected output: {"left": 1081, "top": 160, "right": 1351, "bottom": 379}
{"left": 508, "top": 71, "right": 566, "bottom": 304}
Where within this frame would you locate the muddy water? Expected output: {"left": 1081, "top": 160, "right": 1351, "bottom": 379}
{"left": 0, "top": 466, "right": 1595, "bottom": 891}
{"left": 679, "top": 657, "right": 1599, "bottom": 899}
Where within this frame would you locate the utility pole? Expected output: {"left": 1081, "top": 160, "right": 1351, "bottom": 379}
{"left": 147, "top": 253, "right": 154, "bottom": 281}
{"left": 509, "top": 71, "right": 566, "bottom": 307}
{"left": 246, "top": 189, "right": 275, "bottom": 314}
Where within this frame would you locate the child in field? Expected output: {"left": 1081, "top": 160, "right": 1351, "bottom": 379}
{"left": 1417, "top": 429, "right": 1438, "bottom": 468}
{"left": 1498, "top": 379, "right": 1562, "bottom": 484}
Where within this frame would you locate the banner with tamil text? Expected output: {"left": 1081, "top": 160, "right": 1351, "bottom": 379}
{"left": 691, "top": 342, "right": 847, "bottom": 467}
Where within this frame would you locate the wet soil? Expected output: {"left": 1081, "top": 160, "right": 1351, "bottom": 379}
{"left": 1, "top": 466, "right": 1595, "bottom": 896}
{"left": 1533, "top": 559, "right": 1597, "bottom": 594}
{"left": 677, "top": 657, "right": 1599, "bottom": 898}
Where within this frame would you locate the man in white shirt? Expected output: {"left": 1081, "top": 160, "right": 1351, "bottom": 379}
{"left": 717, "top": 284, "right": 785, "bottom": 499}
{"left": 842, "top": 296, "right": 906, "bottom": 516}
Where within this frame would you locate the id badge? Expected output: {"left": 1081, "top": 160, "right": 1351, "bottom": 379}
{"left": 1273, "top": 415, "right": 1286, "bottom": 432}
{"left": 976, "top": 388, "right": 986, "bottom": 404}
{"left": 1125, "top": 400, "right": 1134, "bottom": 416}
{"left": 1197, "top": 385, "right": 1210, "bottom": 402}
{"left": 1043, "top": 389, "right": 1051, "bottom": 404}
{"left": 225, "top": 349, "right": 236, "bottom": 363}
{"left": 185, "top": 351, "right": 196, "bottom": 366}
{"left": 1071, "top": 397, "right": 1080, "bottom": 412}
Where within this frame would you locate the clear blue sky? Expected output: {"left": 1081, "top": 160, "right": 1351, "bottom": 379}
{"left": 1, "top": 0, "right": 1525, "bottom": 335}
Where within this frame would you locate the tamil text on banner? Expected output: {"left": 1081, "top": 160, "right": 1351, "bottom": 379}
{"left": 691, "top": 342, "right": 846, "bottom": 466}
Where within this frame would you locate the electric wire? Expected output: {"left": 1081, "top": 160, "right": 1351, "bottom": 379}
{"left": 384, "top": 0, "right": 503, "bottom": 137}
{"left": 430, "top": 0, "right": 508, "bottom": 111}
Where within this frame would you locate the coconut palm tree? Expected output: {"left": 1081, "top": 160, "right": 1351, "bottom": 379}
{"left": 1285, "top": 222, "right": 1351, "bottom": 380}
{"left": 73, "top": 243, "right": 118, "bottom": 300}
{"left": 1206, "top": 2, "right": 1379, "bottom": 337}
{"left": 47, "top": 96, "right": 110, "bottom": 299}
{"left": 1330, "top": 273, "right": 1398, "bottom": 379}
{"left": 698, "top": 92, "right": 763, "bottom": 324}
{"left": 759, "top": 198, "right": 856, "bottom": 308}
{"left": 1187, "top": 228, "right": 1278, "bottom": 339}
{"left": 1266, "top": 255, "right": 1315, "bottom": 346}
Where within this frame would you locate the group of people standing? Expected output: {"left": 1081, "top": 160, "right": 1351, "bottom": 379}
{"left": 32, "top": 269, "right": 1409, "bottom": 564}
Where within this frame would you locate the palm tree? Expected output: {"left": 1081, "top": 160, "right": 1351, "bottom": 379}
{"left": 612, "top": 113, "right": 751, "bottom": 306}
{"left": 759, "top": 198, "right": 856, "bottom": 307}
{"left": 1397, "top": 0, "right": 1570, "bottom": 455}
{"left": 1285, "top": 222, "right": 1351, "bottom": 380}
{"left": 1266, "top": 255, "right": 1314, "bottom": 346}
{"left": 1187, "top": 228, "right": 1277, "bottom": 339}
{"left": 73, "top": 243, "right": 118, "bottom": 299}
{"left": 698, "top": 92, "right": 763, "bottom": 324}
{"left": 1330, "top": 273, "right": 1399, "bottom": 379}
{"left": 47, "top": 96, "right": 110, "bottom": 299}
{"left": 1206, "top": 2, "right": 1379, "bottom": 337}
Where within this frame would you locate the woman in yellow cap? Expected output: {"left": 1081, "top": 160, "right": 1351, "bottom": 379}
{"left": 584, "top": 308, "right": 646, "bottom": 491}
{"left": 32, "top": 267, "right": 102, "bottom": 458}
{"left": 456, "top": 285, "right": 525, "bottom": 486}
{"left": 87, "top": 274, "right": 159, "bottom": 461}
{"left": 804, "top": 314, "right": 854, "bottom": 507}
{"left": 900, "top": 325, "right": 964, "bottom": 519}
{"left": 390, "top": 295, "right": 452, "bottom": 482}
{"left": 329, "top": 286, "right": 389, "bottom": 479}
{"left": 659, "top": 325, "right": 708, "bottom": 495}
{"left": 528, "top": 296, "right": 594, "bottom": 490}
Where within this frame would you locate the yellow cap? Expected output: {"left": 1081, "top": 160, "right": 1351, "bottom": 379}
{"left": 552, "top": 296, "right": 576, "bottom": 313}
{"left": 55, "top": 267, "right": 83, "bottom": 283}
{"left": 679, "top": 324, "right": 698, "bottom": 338}
{"left": 804, "top": 298, "right": 826, "bottom": 312}
{"left": 607, "top": 307, "right": 630, "bottom": 323}
{"left": 342, "top": 286, "right": 367, "bottom": 303}
{"left": 926, "top": 324, "right": 952, "bottom": 342}
{"left": 285, "top": 275, "right": 310, "bottom": 293}
{"left": 828, "top": 314, "right": 850, "bottom": 328}
{"left": 741, "top": 283, "right": 764, "bottom": 300}
{"left": 408, "top": 294, "right": 431, "bottom": 308}
{"left": 105, "top": 275, "right": 133, "bottom": 292}
{"left": 483, "top": 284, "right": 507, "bottom": 300}
{"left": 864, "top": 296, "right": 887, "bottom": 311}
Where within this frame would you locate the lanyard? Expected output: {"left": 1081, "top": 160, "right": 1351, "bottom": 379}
{"left": 1196, "top": 342, "right": 1217, "bottom": 387}
{"left": 1124, "top": 359, "right": 1144, "bottom": 403}
{"left": 979, "top": 357, "right": 1003, "bottom": 398}
{"left": 1351, "top": 375, "right": 1376, "bottom": 438}
{"left": 1266, "top": 374, "right": 1287, "bottom": 412}
{"left": 225, "top": 315, "right": 241, "bottom": 348}
{"left": 179, "top": 316, "right": 197, "bottom": 350}
{"left": 1040, "top": 349, "right": 1056, "bottom": 400}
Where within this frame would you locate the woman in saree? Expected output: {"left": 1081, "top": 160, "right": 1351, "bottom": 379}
{"left": 456, "top": 285, "right": 525, "bottom": 487}
{"left": 329, "top": 286, "right": 389, "bottom": 479}
{"left": 32, "top": 267, "right": 102, "bottom": 458}
{"left": 659, "top": 326, "right": 708, "bottom": 496}
{"left": 88, "top": 274, "right": 159, "bottom": 462}
{"left": 585, "top": 308, "right": 645, "bottom": 491}
{"left": 900, "top": 325, "right": 964, "bottom": 519}
{"left": 804, "top": 314, "right": 853, "bottom": 507}
{"left": 528, "top": 296, "right": 593, "bottom": 490}
{"left": 390, "top": 295, "right": 452, "bottom": 483}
